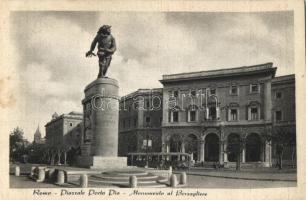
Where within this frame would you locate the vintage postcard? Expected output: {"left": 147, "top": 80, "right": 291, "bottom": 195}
{"left": 0, "top": 0, "right": 305, "bottom": 199}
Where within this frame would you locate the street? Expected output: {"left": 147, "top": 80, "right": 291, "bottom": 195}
{"left": 185, "top": 174, "right": 296, "bottom": 188}
{"left": 10, "top": 174, "right": 296, "bottom": 189}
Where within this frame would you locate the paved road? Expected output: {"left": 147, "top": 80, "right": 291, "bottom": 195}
{"left": 10, "top": 174, "right": 296, "bottom": 189}
{"left": 10, "top": 163, "right": 297, "bottom": 188}
{"left": 10, "top": 175, "right": 61, "bottom": 188}
{"left": 185, "top": 174, "right": 296, "bottom": 188}
{"left": 177, "top": 168, "right": 297, "bottom": 181}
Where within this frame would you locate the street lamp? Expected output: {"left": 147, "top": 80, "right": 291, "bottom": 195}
{"left": 145, "top": 122, "right": 152, "bottom": 168}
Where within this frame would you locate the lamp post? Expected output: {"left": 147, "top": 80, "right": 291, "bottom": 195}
{"left": 145, "top": 122, "right": 151, "bottom": 168}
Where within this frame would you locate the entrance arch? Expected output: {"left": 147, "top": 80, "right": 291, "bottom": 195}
{"left": 246, "top": 133, "right": 262, "bottom": 162}
{"left": 205, "top": 133, "right": 219, "bottom": 162}
{"left": 185, "top": 134, "right": 198, "bottom": 161}
{"left": 227, "top": 133, "right": 240, "bottom": 162}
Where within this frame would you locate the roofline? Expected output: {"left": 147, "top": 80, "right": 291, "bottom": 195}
{"left": 45, "top": 113, "right": 83, "bottom": 127}
{"left": 120, "top": 88, "right": 163, "bottom": 101}
{"left": 165, "top": 62, "right": 272, "bottom": 76}
{"left": 272, "top": 74, "right": 295, "bottom": 85}
{"left": 160, "top": 64, "right": 276, "bottom": 84}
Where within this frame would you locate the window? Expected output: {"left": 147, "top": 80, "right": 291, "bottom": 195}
{"left": 250, "top": 84, "right": 259, "bottom": 93}
{"left": 123, "top": 120, "right": 126, "bottom": 128}
{"left": 145, "top": 117, "right": 151, "bottom": 123}
{"left": 160, "top": 117, "right": 162, "bottom": 125}
{"left": 209, "top": 107, "right": 217, "bottom": 120}
{"left": 133, "top": 102, "right": 139, "bottom": 110}
{"left": 189, "top": 110, "right": 196, "bottom": 122}
{"left": 275, "top": 110, "right": 282, "bottom": 121}
{"left": 230, "top": 109, "right": 238, "bottom": 121}
{"left": 250, "top": 107, "right": 259, "bottom": 120}
{"left": 134, "top": 118, "right": 137, "bottom": 127}
{"left": 190, "top": 90, "right": 196, "bottom": 97}
{"left": 69, "top": 123, "right": 73, "bottom": 126}
{"left": 128, "top": 106, "right": 131, "bottom": 112}
{"left": 173, "top": 111, "right": 179, "bottom": 122}
{"left": 230, "top": 85, "right": 238, "bottom": 95}
{"left": 173, "top": 90, "right": 179, "bottom": 97}
{"left": 276, "top": 92, "right": 282, "bottom": 99}
{"left": 142, "top": 139, "right": 152, "bottom": 148}
{"left": 169, "top": 108, "right": 179, "bottom": 123}
{"left": 210, "top": 88, "right": 216, "bottom": 95}
{"left": 152, "top": 96, "right": 161, "bottom": 108}
{"left": 146, "top": 100, "right": 150, "bottom": 109}
{"left": 128, "top": 119, "right": 131, "bottom": 128}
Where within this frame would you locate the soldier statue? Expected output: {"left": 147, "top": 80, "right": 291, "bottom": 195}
{"left": 86, "top": 25, "right": 116, "bottom": 78}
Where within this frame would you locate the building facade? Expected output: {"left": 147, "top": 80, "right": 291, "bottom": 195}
{"left": 118, "top": 89, "right": 163, "bottom": 156}
{"left": 271, "top": 74, "right": 296, "bottom": 165}
{"left": 45, "top": 111, "right": 83, "bottom": 154}
{"left": 159, "top": 63, "right": 290, "bottom": 167}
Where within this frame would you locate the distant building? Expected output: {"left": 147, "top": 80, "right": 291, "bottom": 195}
{"left": 33, "top": 125, "right": 45, "bottom": 144}
{"left": 118, "top": 89, "right": 163, "bottom": 156}
{"left": 45, "top": 111, "right": 83, "bottom": 150}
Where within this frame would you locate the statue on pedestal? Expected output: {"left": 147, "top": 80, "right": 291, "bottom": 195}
{"left": 86, "top": 25, "right": 116, "bottom": 78}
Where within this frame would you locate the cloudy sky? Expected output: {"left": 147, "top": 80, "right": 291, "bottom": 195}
{"left": 7, "top": 11, "right": 294, "bottom": 140}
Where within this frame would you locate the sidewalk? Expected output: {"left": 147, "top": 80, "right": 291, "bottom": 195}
{"left": 176, "top": 168, "right": 297, "bottom": 182}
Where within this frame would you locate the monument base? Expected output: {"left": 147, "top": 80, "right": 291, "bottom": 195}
{"left": 76, "top": 156, "right": 127, "bottom": 169}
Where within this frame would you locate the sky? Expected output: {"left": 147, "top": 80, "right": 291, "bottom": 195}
{"left": 5, "top": 11, "right": 294, "bottom": 140}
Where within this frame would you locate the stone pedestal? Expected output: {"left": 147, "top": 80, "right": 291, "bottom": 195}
{"left": 78, "top": 77, "right": 127, "bottom": 169}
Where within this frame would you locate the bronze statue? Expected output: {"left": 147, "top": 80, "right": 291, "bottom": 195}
{"left": 86, "top": 25, "right": 116, "bottom": 78}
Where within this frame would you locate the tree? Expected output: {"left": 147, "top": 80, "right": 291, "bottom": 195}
{"left": 9, "top": 127, "right": 29, "bottom": 162}
{"left": 27, "top": 142, "right": 46, "bottom": 164}
{"left": 226, "top": 135, "right": 245, "bottom": 171}
{"left": 264, "top": 127, "right": 296, "bottom": 170}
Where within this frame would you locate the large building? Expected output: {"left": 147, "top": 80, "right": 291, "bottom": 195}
{"left": 45, "top": 111, "right": 83, "bottom": 150}
{"left": 118, "top": 89, "right": 163, "bottom": 156}
{"left": 159, "top": 63, "right": 295, "bottom": 167}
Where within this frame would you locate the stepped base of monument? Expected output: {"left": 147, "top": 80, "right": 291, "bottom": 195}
{"left": 76, "top": 156, "right": 127, "bottom": 169}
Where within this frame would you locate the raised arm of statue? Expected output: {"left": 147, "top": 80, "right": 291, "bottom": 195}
{"left": 86, "top": 35, "right": 99, "bottom": 57}
{"left": 90, "top": 35, "right": 99, "bottom": 52}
